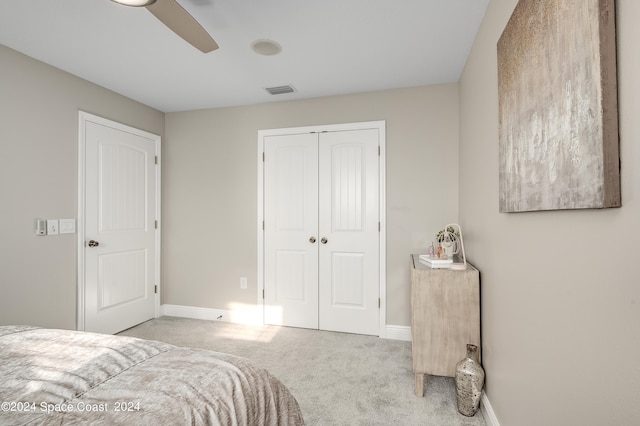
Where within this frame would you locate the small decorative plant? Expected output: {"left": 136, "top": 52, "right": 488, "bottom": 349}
{"left": 436, "top": 225, "right": 461, "bottom": 258}
{"left": 436, "top": 226, "right": 460, "bottom": 243}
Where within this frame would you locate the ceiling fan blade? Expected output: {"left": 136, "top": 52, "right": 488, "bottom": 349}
{"left": 146, "top": 0, "right": 218, "bottom": 53}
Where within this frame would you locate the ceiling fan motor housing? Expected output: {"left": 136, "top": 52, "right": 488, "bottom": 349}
{"left": 111, "top": 0, "right": 157, "bottom": 7}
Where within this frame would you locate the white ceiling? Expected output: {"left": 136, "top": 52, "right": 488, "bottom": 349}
{"left": 0, "top": 0, "right": 488, "bottom": 113}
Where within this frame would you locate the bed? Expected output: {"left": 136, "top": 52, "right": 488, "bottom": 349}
{"left": 0, "top": 326, "right": 304, "bottom": 425}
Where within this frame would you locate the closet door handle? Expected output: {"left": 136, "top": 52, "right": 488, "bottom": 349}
{"left": 321, "top": 237, "right": 328, "bottom": 244}
{"left": 309, "top": 236, "right": 316, "bottom": 243}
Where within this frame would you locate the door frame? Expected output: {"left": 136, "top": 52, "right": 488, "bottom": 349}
{"left": 76, "top": 111, "right": 161, "bottom": 331}
{"left": 257, "top": 121, "right": 387, "bottom": 337}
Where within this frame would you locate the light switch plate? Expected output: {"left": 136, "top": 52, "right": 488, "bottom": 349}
{"left": 59, "top": 218, "right": 76, "bottom": 234}
{"left": 47, "top": 219, "right": 59, "bottom": 235}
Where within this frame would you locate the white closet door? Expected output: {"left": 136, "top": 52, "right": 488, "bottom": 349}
{"left": 318, "top": 129, "right": 380, "bottom": 335}
{"left": 263, "top": 133, "right": 319, "bottom": 328}
{"left": 262, "top": 126, "right": 381, "bottom": 336}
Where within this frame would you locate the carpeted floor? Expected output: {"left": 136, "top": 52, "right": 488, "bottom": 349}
{"left": 119, "top": 316, "right": 486, "bottom": 426}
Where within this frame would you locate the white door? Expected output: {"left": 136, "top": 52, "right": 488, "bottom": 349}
{"left": 263, "top": 133, "right": 319, "bottom": 328}
{"left": 318, "top": 129, "right": 380, "bottom": 335}
{"left": 79, "top": 113, "right": 159, "bottom": 335}
{"left": 263, "top": 127, "right": 380, "bottom": 335}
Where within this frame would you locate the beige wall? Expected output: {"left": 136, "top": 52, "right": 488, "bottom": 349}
{"left": 163, "top": 84, "right": 460, "bottom": 326}
{"left": 0, "top": 45, "right": 164, "bottom": 329}
{"left": 459, "top": 0, "right": 640, "bottom": 424}
{"left": 0, "top": 43, "right": 459, "bottom": 330}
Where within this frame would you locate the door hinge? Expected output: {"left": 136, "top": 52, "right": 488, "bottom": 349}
{"left": 155, "top": 220, "right": 158, "bottom": 229}
{"left": 262, "top": 289, "right": 265, "bottom": 299}
{"left": 155, "top": 155, "right": 158, "bottom": 165}
{"left": 262, "top": 220, "right": 265, "bottom": 230}
{"left": 262, "top": 152, "right": 265, "bottom": 162}
{"left": 154, "top": 285, "right": 158, "bottom": 294}
{"left": 378, "top": 146, "right": 380, "bottom": 156}
{"left": 378, "top": 298, "right": 381, "bottom": 308}
{"left": 379, "top": 222, "right": 381, "bottom": 232}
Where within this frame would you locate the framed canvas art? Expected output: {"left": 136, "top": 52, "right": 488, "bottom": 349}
{"left": 497, "top": 0, "right": 620, "bottom": 212}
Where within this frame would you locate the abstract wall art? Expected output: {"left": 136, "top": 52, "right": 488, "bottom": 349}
{"left": 497, "top": 0, "right": 620, "bottom": 212}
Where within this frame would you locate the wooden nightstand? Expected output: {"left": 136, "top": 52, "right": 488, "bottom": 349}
{"left": 410, "top": 254, "right": 480, "bottom": 397}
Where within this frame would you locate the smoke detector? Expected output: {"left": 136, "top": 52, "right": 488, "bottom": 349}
{"left": 251, "top": 39, "right": 282, "bottom": 56}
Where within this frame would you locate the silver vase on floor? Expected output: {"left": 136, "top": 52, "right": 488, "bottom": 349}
{"left": 455, "top": 344, "right": 485, "bottom": 416}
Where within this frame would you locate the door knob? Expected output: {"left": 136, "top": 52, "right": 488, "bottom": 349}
{"left": 321, "top": 237, "right": 328, "bottom": 244}
{"left": 88, "top": 240, "right": 100, "bottom": 248}
{"left": 309, "top": 236, "right": 316, "bottom": 243}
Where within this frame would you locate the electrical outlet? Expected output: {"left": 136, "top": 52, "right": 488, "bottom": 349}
{"left": 240, "top": 277, "right": 248, "bottom": 289}
{"left": 46, "top": 219, "right": 59, "bottom": 235}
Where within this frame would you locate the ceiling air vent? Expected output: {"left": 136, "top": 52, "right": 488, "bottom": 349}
{"left": 265, "top": 85, "right": 296, "bottom": 95}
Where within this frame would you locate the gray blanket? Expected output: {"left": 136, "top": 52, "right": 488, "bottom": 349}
{"left": 0, "top": 326, "right": 304, "bottom": 425}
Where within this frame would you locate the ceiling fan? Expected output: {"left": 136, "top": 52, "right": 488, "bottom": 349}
{"left": 111, "top": 0, "right": 219, "bottom": 53}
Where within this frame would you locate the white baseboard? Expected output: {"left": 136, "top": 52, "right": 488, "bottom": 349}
{"left": 481, "top": 392, "right": 500, "bottom": 426}
{"left": 161, "top": 304, "right": 261, "bottom": 326}
{"left": 384, "top": 324, "right": 412, "bottom": 341}
{"left": 161, "top": 304, "right": 412, "bottom": 341}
